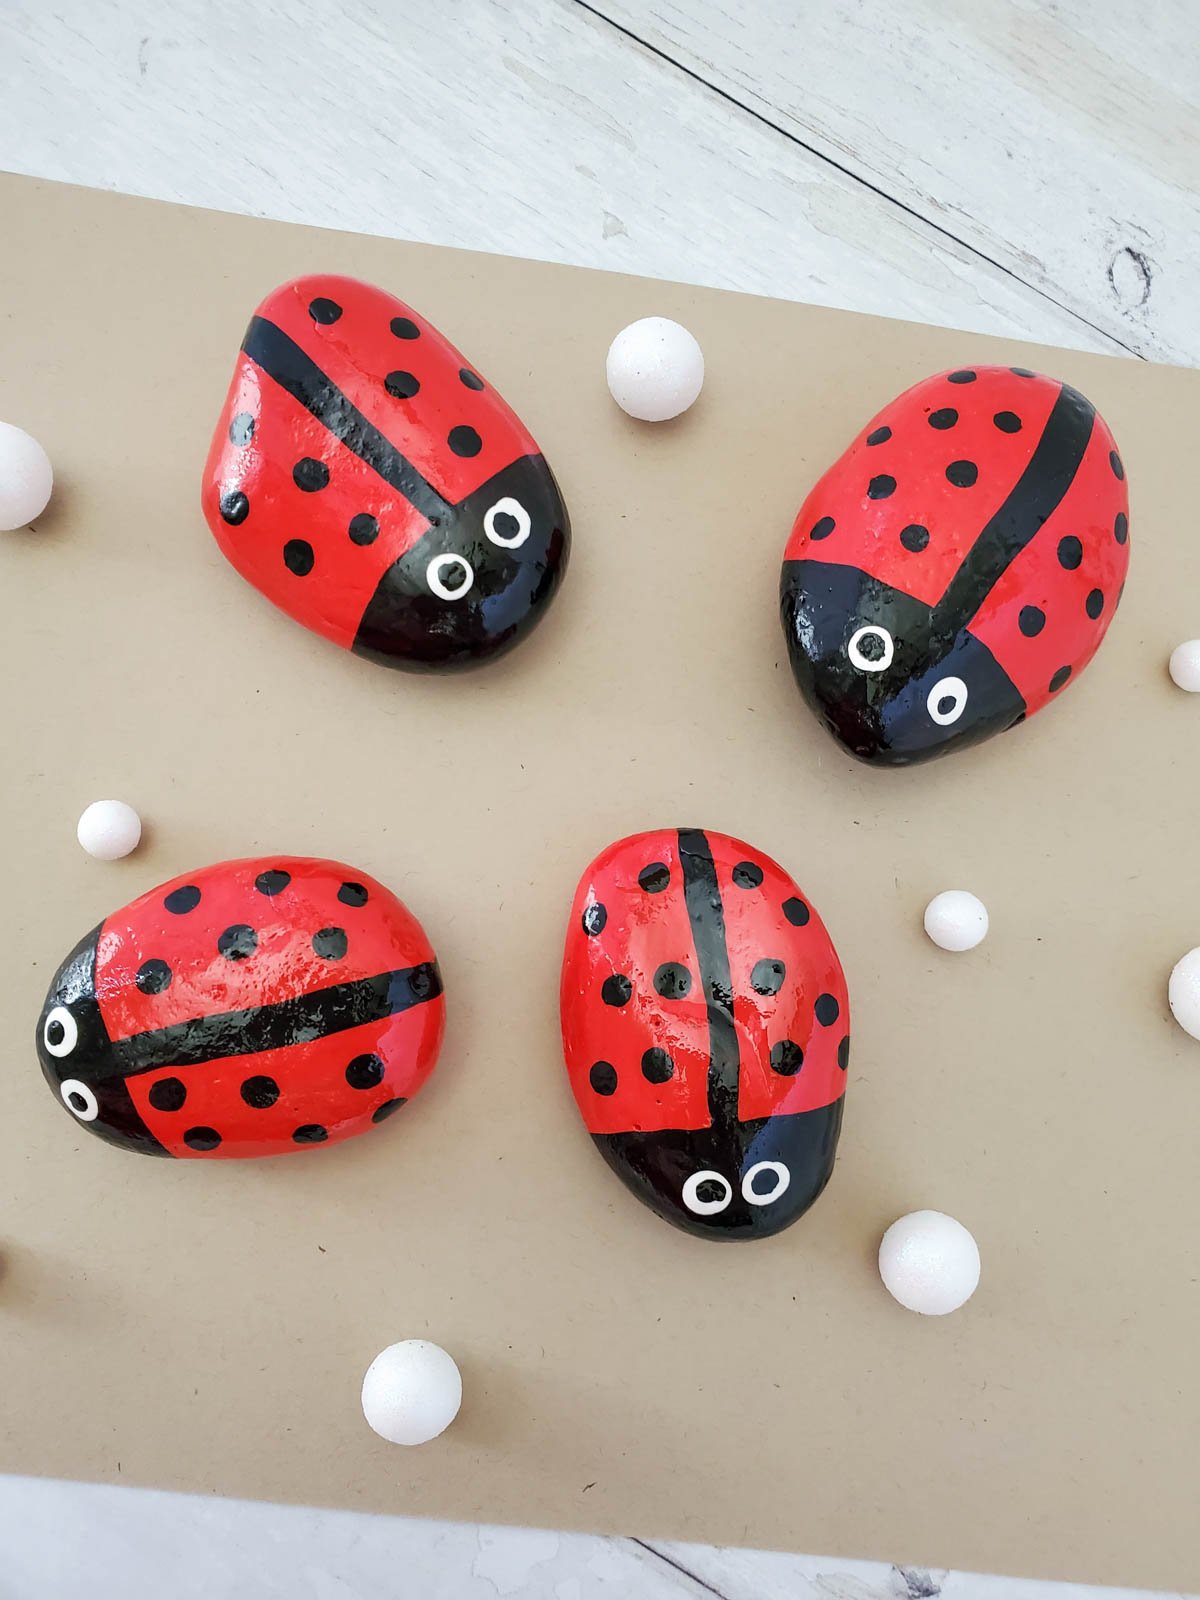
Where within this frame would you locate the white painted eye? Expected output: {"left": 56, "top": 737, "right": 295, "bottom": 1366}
{"left": 682, "top": 1170, "right": 733, "bottom": 1216}
{"left": 847, "top": 625, "right": 894, "bottom": 673}
{"left": 484, "top": 497, "right": 531, "bottom": 549}
{"left": 927, "top": 675, "right": 968, "bottom": 725}
{"left": 43, "top": 1005, "right": 78, "bottom": 1058}
{"left": 426, "top": 553, "right": 474, "bottom": 601}
{"left": 60, "top": 1078, "right": 99, "bottom": 1121}
{"left": 742, "top": 1160, "right": 791, "bottom": 1206}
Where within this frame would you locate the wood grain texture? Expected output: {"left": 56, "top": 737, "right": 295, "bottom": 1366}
{"left": 590, "top": 0, "right": 1200, "bottom": 363}
{"left": 0, "top": 0, "right": 1166, "bottom": 361}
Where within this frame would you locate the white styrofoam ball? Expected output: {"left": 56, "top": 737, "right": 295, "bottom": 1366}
{"left": 923, "top": 889, "right": 988, "bottom": 952}
{"left": 0, "top": 422, "right": 54, "bottom": 530}
{"left": 606, "top": 317, "right": 704, "bottom": 422}
{"left": 879, "top": 1210, "right": 980, "bottom": 1316}
{"left": 361, "top": 1340, "right": 462, "bottom": 1445}
{"left": 1168, "top": 640, "right": 1200, "bottom": 692}
{"left": 1168, "top": 947, "right": 1200, "bottom": 1041}
{"left": 76, "top": 800, "right": 143, "bottom": 861}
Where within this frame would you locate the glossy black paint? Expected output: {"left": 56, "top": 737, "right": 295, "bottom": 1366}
{"left": 595, "top": 1099, "right": 843, "bottom": 1242}
{"left": 35, "top": 927, "right": 168, "bottom": 1156}
{"left": 354, "top": 455, "right": 570, "bottom": 671}
{"left": 780, "top": 559, "right": 1025, "bottom": 765}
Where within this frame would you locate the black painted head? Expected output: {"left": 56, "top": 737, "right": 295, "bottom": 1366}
{"left": 353, "top": 454, "right": 570, "bottom": 671}
{"left": 595, "top": 1097, "right": 843, "bottom": 1241}
{"left": 35, "top": 928, "right": 165, "bottom": 1155}
{"left": 780, "top": 559, "right": 1025, "bottom": 766}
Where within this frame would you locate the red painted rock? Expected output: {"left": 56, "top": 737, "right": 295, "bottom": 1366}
{"left": 560, "top": 828, "right": 848, "bottom": 1240}
{"left": 202, "top": 275, "right": 570, "bottom": 671}
{"left": 36, "top": 857, "right": 444, "bottom": 1158}
{"left": 780, "top": 365, "right": 1130, "bottom": 764}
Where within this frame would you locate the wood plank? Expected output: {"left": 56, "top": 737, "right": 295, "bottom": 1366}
{"left": 0, "top": 0, "right": 1122, "bottom": 355}
{"left": 586, "top": 0, "right": 1200, "bottom": 364}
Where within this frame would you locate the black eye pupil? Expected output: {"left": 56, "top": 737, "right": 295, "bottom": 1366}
{"left": 696, "top": 1179, "right": 725, "bottom": 1204}
{"left": 46, "top": 1019, "right": 65, "bottom": 1046}
{"left": 937, "top": 694, "right": 957, "bottom": 716}
{"left": 493, "top": 511, "right": 520, "bottom": 538}
{"left": 859, "top": 632, "right": 885, "bottom": 661}
{"left": 67, "top": 1091, "right": 87, "bottom": 1113}
{"left": 750, "top": 1169, "right": 776, "bottom": 1197}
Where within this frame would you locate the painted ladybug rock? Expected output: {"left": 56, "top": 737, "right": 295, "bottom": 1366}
{"left": 560, "top": 829, "right": 849, "bottom": 1241}
{"left": 780, "top": 365, "right": 1130, "bottom": 765}
{"left": 36, "top": 857, "right": 444, "bottom": 1159}
{"left": 202, "top": 275, "right": 570, "bottom": 671}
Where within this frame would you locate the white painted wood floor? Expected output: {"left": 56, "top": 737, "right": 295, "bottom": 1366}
{"left": 0, "top": 3, "right": 1196, "bottom": 1596}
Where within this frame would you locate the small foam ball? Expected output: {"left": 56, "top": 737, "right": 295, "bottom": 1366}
{"left": 606, "top": 317, "right": 704, "bottom": 422}
{"left": 0, "top": 422, "right": 53, "bottom": 530}
{"left": 879, "top": 1210, "right": 980, "bottom": 1315}
{"left": 1168, "top": 640, "right": 1200, "bottom": 692}
{"left": 361, "top": 1339, "right": 462, "bottom": 1445}
{"left": 77, "top": 800, "right": 142, "bottom": 861}
{"left": 923, "top": 889, "right": 988, "bottom": 952}
{"left": 1168, "top": 947, "right": 1200, "bottom": 1041}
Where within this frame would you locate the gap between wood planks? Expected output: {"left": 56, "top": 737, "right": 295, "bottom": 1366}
{"left": 635, "top": 1539, "right": 734, "bottom": 1597}
{"left": 571, "top": 0, "right": 1145, "bottom": 361}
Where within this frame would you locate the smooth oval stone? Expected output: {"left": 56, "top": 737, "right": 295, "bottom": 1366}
{"left": 780, "top": 365, "right": 1129, "bottom": 765}
{"left": 35, "top": 857, "right": 444, "bottom": 1158}
{"left": 560, "top": 828, "right": 849, "bottom": 1241}
{"left": 202, "top": 275, "right": 570, "bottom": 671}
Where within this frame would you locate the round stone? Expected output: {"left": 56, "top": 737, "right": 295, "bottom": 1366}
{"left": 605, "top": 317, "right": 704, "bottom": 422}
{"left": 878, "top": 1210, "right": 980, "bottom": 1315}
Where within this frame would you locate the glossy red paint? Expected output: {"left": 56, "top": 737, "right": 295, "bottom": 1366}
{"left": 780, "top": 365, "right": 1130, "bottom": 764}
{"left": 560, "top": 828, "right": 848, "bottom": 1240}
{"left": 36, "top": 857, "right": 445, "bottom": 1159}
{"left": 202, "top": 275, "right": 570, "bottom": 671}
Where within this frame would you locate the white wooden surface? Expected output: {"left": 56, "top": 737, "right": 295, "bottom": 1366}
{"left": 0, "top": 2, "right": 1197, "bottom": 1596}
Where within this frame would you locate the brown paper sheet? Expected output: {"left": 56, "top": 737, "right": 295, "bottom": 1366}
{"left": 1, "top": 174, "right": 1197, "bottom": 1592}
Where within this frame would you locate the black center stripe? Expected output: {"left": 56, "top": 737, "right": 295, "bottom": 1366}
{"left": 241, "top": 317, "right": 452, "bottom": 526}
{"left": 930, "top": 380, "right": 1096, "bottom": 642}
{"left": 676, "top": 829, "right": 740, "bottom": 1126}
{"left": 103, "top": 962, "right": 442, "bottom": 1083}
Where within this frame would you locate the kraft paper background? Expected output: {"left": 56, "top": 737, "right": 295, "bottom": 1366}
{"left": 1, "top": 174, "right": 1197, "bottom": 1592}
